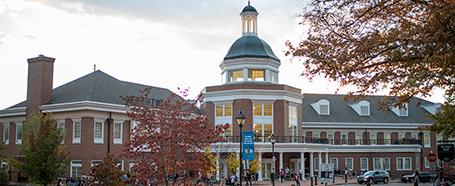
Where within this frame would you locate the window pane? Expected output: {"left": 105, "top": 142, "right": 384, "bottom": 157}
{"left": 254, "top": 124, "right": 262, "bottom": 142}
{"left": 346, "top": 158, "right": 353, "bottom": 170}
{"left": 95, "top": 122, "right": 103, "bottom": 138}
{"left": 248, "top": 69, "right": 265, "bottom": 81}
{"left": 216, "top": 105, "right": 223, "bottom": 117}
{"left": 224, "top": 125, "right": 232, "bottom": 136}
{"left": 320, "top": 105, "right": 329, "bottom": 115}
{"left": 360, "top": 106, "right": 369, "bottom": 115}
{"left": 424, "top": 133, "right": 431, "bottom": 147}
{"left": 230, "top": 70, "right": 243, "bottom": 82}
{"left": 224, "top": 105, "right": 232, "bottom": 116}
{"left": 370, "top": 133, "right": 376, "bottom": 144}
{"left": 373, "top": 158, "right": 381, "bottom": 170}
{"left": 114, "top": 123, "right": 121, "bottom": 139}
{"left": 263, "top": 104, "right": 272, "bottom": 116}
{"left": 263, "top": 124, "right": 272, "bottom": 142}
{"left": 361, "top": 158, "right": 368, "bottom": 170}
{"left": 74, "top": 122, "right": 81, "bottom": 138}
{"left": 253, "top": 104, "right": 262, "bottom": 116}
{"left": 16, "top": 123, "right": 22, "bottom": 140}
{"left": 3, "top": 124, "right": 9, "bottom": 143}
{"left": 405, "top": 158, "right": 411, "bottom": 169}
{"left": 397, "top": 158, "right": 403, "bottom": 169}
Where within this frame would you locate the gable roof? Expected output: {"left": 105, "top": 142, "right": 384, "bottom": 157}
{"left": 302, "top": 94, "right": 435, "bottom": 124}
{"left": 8, "top": 70, "right": 174, "bottom": 109}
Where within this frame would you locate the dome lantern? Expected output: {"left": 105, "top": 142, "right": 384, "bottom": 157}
{"left": 240, "top": 1, "right": 258, "bottom": 36}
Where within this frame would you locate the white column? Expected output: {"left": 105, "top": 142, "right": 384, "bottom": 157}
{"left": 223, "top": 161, "right": 228, "bottom": 179}
{"left": 216, "top": 153, "right": 220, "bottom": 181}
{"left": 310, "top": 152, "right": 314, "bottom": 178}
{"left": 243, "top": 68, "right": 248, "bottom": 82}
{"left": 258, "top": 152, "right": 263, "bottom": 181}
{"left": 279, "top": 152, "right": 284, "bottom": 171}
{"left": 236, "top": 152, "right": 240, "bottom": 177}
{"left": 318, "top": 152, "right": 322, "bottom": 179}
{"left": 325, "top": 152, "right": 329, "bottom": 164}
{"left": 301, "top": 152, "right": 306, "bottom": 180}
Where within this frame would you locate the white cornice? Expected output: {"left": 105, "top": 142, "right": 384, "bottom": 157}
{"left": 40, "top": 101, "right": 127, "bottom": 114}
{"left": 204, "top": 89, "right": 303, "bottom": 104}
{"left": 302, "top": 122, "right": 433, "bottom": 129}
{"left": 220, "top": 57, "right": 280, "bottom": 70}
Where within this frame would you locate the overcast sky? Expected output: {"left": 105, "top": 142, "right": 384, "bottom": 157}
{"left": 0, "top": 0, "right": 445, "bottom": 109}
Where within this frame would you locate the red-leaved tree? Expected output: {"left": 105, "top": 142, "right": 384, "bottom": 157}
{"left": 123, "top": 88, "right": 223, "bottom": 185}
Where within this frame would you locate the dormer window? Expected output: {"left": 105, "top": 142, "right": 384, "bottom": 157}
{"left": 391, "top": 103, "right": 408, "bottom": 116}
{"left": 349, "top": 100, "right": 370, "bottom": 116}
{"left": 248, "top": 69, "right": 265, "bottom": 81}
{"left": 360, "top": 105, "right": 369, "bottom": 115}
{"left": 311, "top": 99, "right": 330, "bottom": 115}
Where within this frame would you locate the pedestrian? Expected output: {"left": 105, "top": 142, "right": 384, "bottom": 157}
{"left": 271, "top": 168, "right": 276, "bottom": 185}
{"left": 246, "top": 170, "right": 252, "bottom": 186}
{"left": 414, "top": 170, "right": 420, "bottom": 186}
{"left": 344, "top": 167, "right": 348, "bottom": 182}
{"left": 299, "top": 169, "right": 303, "bottom": 181}
{"left": 230, "top": 173, "right": 236, "bottom": 186}
{"left": 295, "top": 174, "right": 301, "bottom": 186}
{"left": 280, "top": 168, "right": 286, "bottom": 183}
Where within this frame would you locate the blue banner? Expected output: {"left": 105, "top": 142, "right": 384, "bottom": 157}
{"left": 242, "top": 131, "right": 255, "bottom": 160}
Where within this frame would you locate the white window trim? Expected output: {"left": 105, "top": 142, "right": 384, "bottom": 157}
{"left": 424, "top": 132, "right": 431, "bottom": 148}
{"left": 117, "top": 160, "right": 124, "bottom": 171}
{"left": 384, "top": 158, "right": 391, "bottom": 170}
{"left": 114, "top": 121, "right": 123, "bottom": 144}
{"left": 311, "top": 99, "right": 330, "bottom": 115}
{"left": 94, "top": 119, "right": 104, "bottom": 144}
{"left": 330, "top": 158, "right": 338, "bottom": 170}
{"left": 396, "top": 157, "right": 412, "bottom": 170}
{"left": 341, "top": 133, "right": 348, "bottom": 145}
{"left": 253, "top": 102, "right": 274, "bottom": 117}
{"left": 72, "top": 119, "right": 81, "bottom": 144}
{"left": 360, "top": 157, "right": 368, "bottom": 170}
{"left": 3, "top": 123, "right": 9, "bottom": 144}
{"left": 391, "top": 103, "right": 409, "bottom": 116}
{"left": 128, "top": 161, "right": 136, "bottom": 172}
{"left": 349, "top": 100, "right": 370, "bottom": 116}
{"left": 91, "top": 160, "right": 102, "bottom": 167}
{"left": 328, "top": 133, "right": 334, "bottom": 145}
{"left": 70, "top": 160, "right": 82, "bottom": 177}
{"left": 345, "top": 157, "right": 354, "bottom": 170}
{"left": 15, "top": 122, "right": 22, "bottom": 144}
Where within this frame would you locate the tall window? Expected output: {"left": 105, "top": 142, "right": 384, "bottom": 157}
{"left": 330, "top": 158, "right": 338, "bottom": 169}
{"left": 215, "top": 104, "right": 232, "bottom": 117}
{"left": 3, "top": 123, "right": 9, "bottom": 144}
{"left": 360, "top": 105, "right": 370, "bottom": 116}
{"left": 114, "top": 121, "right": 123, "bottom": 144}
{"left": 254, "top": 124, "right": 272, "bottom": 142}
{"left": 319, "top": 104, "right": 329, "bottom": 115}
{"left": 314, "top": 158, "right": 320, "bottom": 171}
{"left": 73, "top": 120, "right": 81, "bottom": 144}
{"left": 253, "top": 103, "right": 272, "bottom": 116}
{"left": 248, "top": 69, "right": 265, "bottom": 81}
{"left": 385, "top": 133, "right": 391, "bottom": 144}
{"left": 397, "top": 157, "right": 412, "bottom": 170}
{"left": 270, "top": 71, "right": 278, "bottom": 83}
{"left": 229, "top": 69, "right": 243, "bottom": 82}
{"left": 289, "top": 105, "right": 298, "bottom": 141}
{"left": 341, "top": 133, "right": 348, "bottom": 145}
{"left": 424, "top": 132, "right": 431, "bottom": 147}
{"left": 373, "top": 158, "right": 391, "bottom": 170}
{"left": 58, "top": 121, "right": 65, "bottom": 144}
{"left": 328, "top": 133, "right": 334, "bottom": 145}
{"left": 356, "top": 133, "right": 362, "bottom": 145}
{"left": 71, "top": 160, "right": 82, "bottom": 177}
{"left": 15, "top": 123, "right": 22, "bottom": 144}
{"left": 360, "top": 158, "right": 368, "bottom": 170}
{"left": 345, "top": 158, "right": 353, "bottom": 170}
{"left": 94, "top": 120, "right": 104, "bottom": 144}
{"left": 370, "top": 133, "right": 377, "bottom": 145}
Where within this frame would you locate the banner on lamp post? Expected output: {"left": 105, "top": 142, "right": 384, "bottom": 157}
{"left": 242, "top": 131, "right": 255, "bottom": 160}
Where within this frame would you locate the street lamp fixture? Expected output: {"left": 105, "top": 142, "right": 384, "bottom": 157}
{"left": 270, "top": 133, "right": 276, "bottom": 186}
{"left": 236, "top": 110, "right": 246, "bottom": 186}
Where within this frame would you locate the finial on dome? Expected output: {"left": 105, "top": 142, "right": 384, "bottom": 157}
{"left": 248, "top": 0, "right": 250, "bottom": 5}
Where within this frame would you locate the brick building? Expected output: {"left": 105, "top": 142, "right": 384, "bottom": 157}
{"left": 0, "top": 2, "right": 443, "bottom": 182}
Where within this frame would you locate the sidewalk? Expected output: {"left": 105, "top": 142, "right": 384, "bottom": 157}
{"left": 233, "top": 177, "right": 358, "bottom": 186}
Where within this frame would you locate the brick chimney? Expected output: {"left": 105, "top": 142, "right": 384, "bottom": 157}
{"left": 26, "top": 55, "right": 55, "bottom": 117}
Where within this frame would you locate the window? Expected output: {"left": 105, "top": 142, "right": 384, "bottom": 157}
{"left": 330, "top": 158, "right": 338, "bottom": 169}
{"left": 384, "top": 158, "right": 390, "bottom": 170}
{"left": 424, "top": 158, "right": 431, "bottom": 169}
{"left": 253, "top": 103, "right": 273, "bottom": 116}
{"left": 216, "top": 104, "right": 232, "bottom": 117}
{"left": 248, "top": 69, "right": 265, "bottom": 81}
{"left": 94, "top": 120, "right": 104, "bottom": 144}
{"left": 356, "top": 133, "right": 362, "bottom": 145}
{"left": 345, "top": 158, "right": 353, "bottom": 170}
{"left": 289, "top": 105, "right": 298, "bottom": 121}
{"left": 254, "top": 124, "right": 272, "bottom": 142}
{"left": 360, "top": 105, "right": 369, "bottom": 116}
{"left": 229, "top": 69, "right": 243, "bottom": 82}
{"left": 73, "top": 120, "right": 81, "bottom": 144}
{"left": 129, "top": 161, "right": 136, "bottom": 172}
{"left": 15, "top": 123, "right": 22, "bottom": 144}
{"left": 320, "top": 105, "right": 329, "bottom": 115}
{"left": 117, "top": 160, "right": 124, "bottom": 171}
{"left": 370, "top": 133, "right": 377, "bottom": 145}
{"left": 71, "top": 160, "right": 82, "bottom": 177}
{"left": 399, "top": 107, "right": 408, "bottom": 116}
{"left": 384, "top": 133, "right": 391, "bottom": 144}
{"left": 360, "top": 158, "right": 368, "bottom": 170}
{"left": 224, "top": 124, "right": 232, "bottom": 137}
{"left": 91, "top": 160, "right": 102, "bottom": 167}
{"left": 3, "top": 123, "right": 9, "bottom": 144}
{"left": 341, "top": 133, "right": 348, "bottom": 145}
{"left": 424, "top": 133, "right": 431, "bottom": 148}
{"left": 313, "top": 132, "right": 320, "bottom": 138}
{"left": 328, "top": 133, "right": 334, "bottom": 145}
{"left": 289, "top": 126, "right": 297, "bottom": 142}
{"left": 270, "top": 71, "right": 278, "bottom": 83}
{"left": 58, "top": 121, "right": 65, "bottom": 144}
{"left": 114, "top": 122, "right": 123, "bottom": 144}
{"left": 314, "top": 158, "right": 320, "bottom": 171}
{"left": 396, "top": 157, "right": 412, "bottom": 170}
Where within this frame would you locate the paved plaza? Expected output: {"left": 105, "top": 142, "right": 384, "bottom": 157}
{"left": 224, "top": 178, "right": 436, "bottom": 186}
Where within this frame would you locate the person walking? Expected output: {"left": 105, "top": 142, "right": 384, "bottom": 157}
{"left": 294, "top": 174, "right": 301, "bottom": 186}
{"left": 271, "top": 168, "right": 276, "bottom": 185}
{"left": 414, "top": 170, "right": 420, "bottom": 186}
{"left": 299, "top": 169, "right": 303, "bottom": 181}
{"left": 280, "top": 168, "right": 286, "bottom": 183}
{"left": 246, "top": 170, "right": 252, "bottom": 186}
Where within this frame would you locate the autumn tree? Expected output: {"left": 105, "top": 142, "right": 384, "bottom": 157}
{"left": 123, "top": 88, "right": 223, "bottom": 185}
{"left": 90, "top": 153, "right": 126, "bottom": 186}
{"left": 286, "top": 0, "right": 455, "bottom": 134}
{"left": 20, "top": 114, "right": 66, "bottom": 185}
{"left": 227, "top": 153, "right": 240, "bottom": 174}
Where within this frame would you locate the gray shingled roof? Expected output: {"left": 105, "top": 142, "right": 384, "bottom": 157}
{"left": 302, "top": 94, "right": 435, "bottom": 124}
{"left": 9, "top": 70, "right": 174, "bottom": 108}
{"left": 224, "top": 36, "right": 280, "bottom": 61}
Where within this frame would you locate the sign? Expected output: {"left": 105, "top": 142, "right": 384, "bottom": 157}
{"left": 320, "top": 163, "right": 334, "bottom": 184}
{"left": 427, "top": 152, "right": 437, "bottom": 163}
{"left": 242, "top": 131, "right": 255, "bottom": 160}
{"left": 438, "top": 144, "right": 455, "bottom": 162}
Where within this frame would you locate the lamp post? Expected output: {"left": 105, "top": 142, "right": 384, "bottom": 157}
{"left": 270, "top": 134, "right": 276, "bottom": 186}
{"left": 236, "top": 111, "right": 246, "bottom": 186}
{"left": 419, "top": 130, "right": 424, "bottom": 171}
